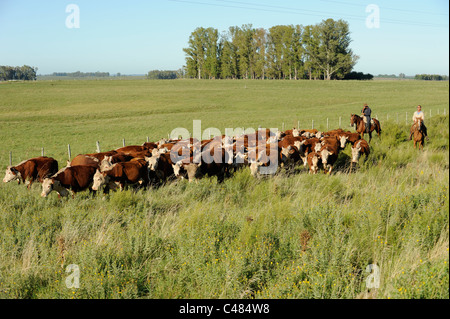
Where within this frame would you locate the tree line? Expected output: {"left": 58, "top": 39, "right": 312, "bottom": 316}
{"left": 147, "top": 70, "right": 178, "bottom": 79}
{"left": 183, "top": 19, "right": 359, "bottom": 80}
{"left": 52, "top": 71, "right": 110, "bottom": 77}
{"left": 0, "top": 65, "right": 37, "bottom": 81}
{"left": 414, "top": 74, "right": 448, "bottom": 81}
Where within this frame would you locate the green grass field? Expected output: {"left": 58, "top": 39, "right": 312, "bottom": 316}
{"left": 0, "top": 79, "right": 448, "bottom": 299}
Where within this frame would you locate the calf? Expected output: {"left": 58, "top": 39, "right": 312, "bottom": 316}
{"left": 3, "top": 156, "right": 58, "bottom": 188}
{"left": 41, "top": 165, "right": 96, "bottom": 197}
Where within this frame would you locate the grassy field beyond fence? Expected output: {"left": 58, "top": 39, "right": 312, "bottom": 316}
{"left": 0, "top": 79, "right": 448, "bottom": 299}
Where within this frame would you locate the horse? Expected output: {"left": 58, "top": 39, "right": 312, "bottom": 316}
{"left": 413, "top": 118, "right": 425, "bottom": 150}
{"left": 350, "top": 114, "right": 382, "bottom": 143}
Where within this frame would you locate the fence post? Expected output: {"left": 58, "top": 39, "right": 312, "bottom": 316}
{"left": 444, "top": 109, "right": 447, "bottom": 116}
{"left": 312, "top": 119, "right": 314, "bottom": 130}
{"left": 146, "top": 136, "right": 149, "bottom": 143}
{"left": 297, "top": 120, "right": 300, "bottom": 129}
{"left": 282, "top": 122, "right": 285, "bottom": 131}
{"left": 9, "top": 151, "right": 12, "bottom": 166}
{"left": 67, "top": 144, "right": 71, "bottom": 161}
{"left": 96, "top": 141, "right": 101, "bottom": 153}
{"left": 41, "top": 147, "right": 44, "bottom": 156}
{"left": 326, "top": 118, "right": 329, "bottom": 130}
{"left": 122, "top": 138, "right": 125, "bottom": 147}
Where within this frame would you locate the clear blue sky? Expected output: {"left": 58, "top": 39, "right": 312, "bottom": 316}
{"left": 0, "top": 0, "right": 448, "bottom": 76}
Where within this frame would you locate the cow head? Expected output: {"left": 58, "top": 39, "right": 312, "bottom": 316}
{"left": 281, "top": 146, "right": 292, "bottom": 161}
{"left": 41, "top": 178, "right": 69, "bottom": 197}
{"left": 351, "top": 141, "right": 362, "bottom": 163}
{"left": 275, "top": 130, "right": 283, "bottom": 140}
{"left": 172, "top": 160, "right": 189, "bottom": 180}
{"left": 3, "top": 166, "right": 20, "bottom": 183}
{"left": 292, "top": 128, "right": 300, "bottom": 137}
{"left": 146, "top": 154, "right": 160, "bottom": 171}
{"left": 100, "top": 156, "right": 113, "bottom": 171}
{"left": 320, "top": 148, "right": 333, "bottom": 166}
{"left": 340, "top": 136, "right": 348, "bottom": 149}
{"left": 91, "top": 169, "right": 105, "bottom": 191}
{"left": 249, "top": 162, "right": 264, "bottom": 177}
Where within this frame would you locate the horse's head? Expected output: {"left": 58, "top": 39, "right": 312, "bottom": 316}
{"left": 350, "top": 114, "right": 357, "bottom": 127}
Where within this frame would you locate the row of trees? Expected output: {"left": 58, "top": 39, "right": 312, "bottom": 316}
{"left": 52, "top": 71, "right": 110, "bottom": 77}
{"left": 183, "top": 19, "right": 359, "bottom": 80}
{"left": 414, "top": 74, "right": 448, "bottom": 81}
{"left": 147, "top": 70, "right": 178, "bottom": 79}
{"left": 343, "top": 71, "right": 373, "bottom": 80}
{"left": 0, "top": 65, "right": 37, "bottom": 81}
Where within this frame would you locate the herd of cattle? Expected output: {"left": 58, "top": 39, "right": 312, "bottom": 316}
{"left": 2, "top": 127, "right": 370, "bottom": 198}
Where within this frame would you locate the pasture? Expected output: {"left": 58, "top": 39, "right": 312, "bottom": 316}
{"left": 0, "top": 79, "right": 448, "bottom": 299}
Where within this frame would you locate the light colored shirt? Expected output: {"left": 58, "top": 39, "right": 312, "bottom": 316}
{"left": 413, "top": 111, "right": 424, "bottom": 123}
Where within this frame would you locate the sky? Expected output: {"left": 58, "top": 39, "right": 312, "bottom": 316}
{"left": 0, "top": 0, "right": 448, "bottom": 76}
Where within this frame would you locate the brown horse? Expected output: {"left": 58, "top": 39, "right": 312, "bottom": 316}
{"left": 350, "top": 114, "right": 382, "bottom": 143}
{"left": 413, "top": 118, "right": 425, "bottom": 150}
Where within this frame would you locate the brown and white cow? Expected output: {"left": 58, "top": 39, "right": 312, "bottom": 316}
{"left": 146, "top": 152, "right": 175, "bottom": 184}
{"left": 319, "top": 139, "right": 340, "bottom": 174}
{"left": 339, "top": 132, "right": 361, "bottom": 149}
{"left": 41, "top": 165, "right": 97, "bottom": 197}
{"left": 351, "top": 139, "right": 370, "bottom": 168}
{"left": 3, "top": 156, "right": 58, "bottom": 188}
{"left": 297, "top": 137, "right": 321, "bottom": 166}
{"left": 99, "top": 154, "right": 135, "bottom": 171}
{"left": 248, "top": 145, "right": 283, "bottom": 177}
{"left": 307, "top": 151, "right": 322, "bottom": 174}
{"left": 92, "top": 158, "right": 149, "bottom": 191}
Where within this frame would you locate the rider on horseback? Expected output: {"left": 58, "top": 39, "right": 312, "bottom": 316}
{"left": 409, "top": 105, "right": 429, "bottom": 141}
{"left": 361, "top": 103, "right": 371, "bottom": 133}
